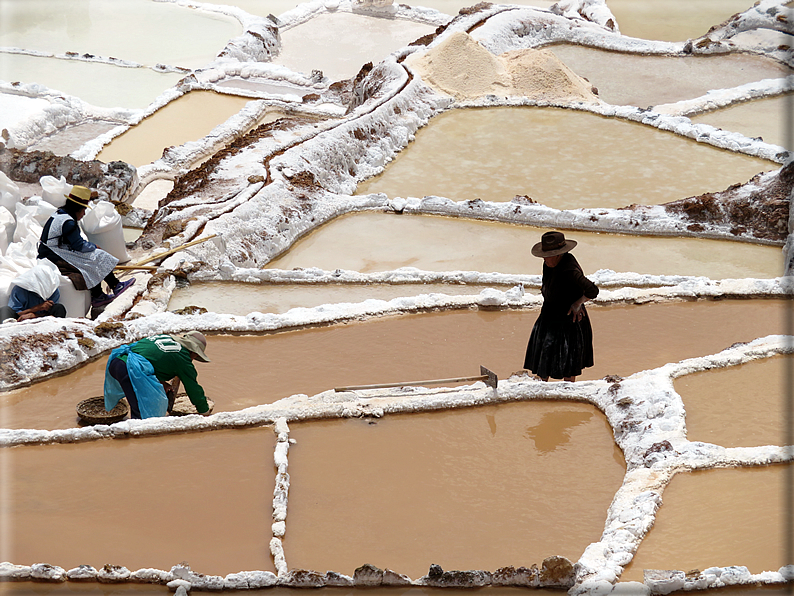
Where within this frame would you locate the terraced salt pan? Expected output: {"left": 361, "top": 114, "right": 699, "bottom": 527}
{"left": 223, "top": 0, "right": 307, "bottom": 19}
{"left": 168, "top": 281, "right": 509, "bottom": 315}
{"left": 621, "top": 463, "right": 792, "bottom": 581}
{"left": 132, "top": 179, "right": 174, "bottom": 210}
{"left": 2, "top": 427, "right": 275, "bottom": 576}
{"left": 546, "top": 46, "right": 792, "bottom": 108}
{"left": 0, "top": 0, "right": 241, "bottom": 69}
{"left": 690, "top": 94, "right": 793, "bottom": 151}
{"left": 401, "top": 0, "right": 552, "bottom": 15}
{"left": 605, "top": 0, "right": 764, "bottom": 42}
{"left": 273, "top": 13, "right": 435, "bottom": 81}
{"left": 286, "top": 401, "right": 626, "bottom": 578}
{"left": 675, "top": 355, "right": 790, "bottom": 448}
{"left": 264, "top": 213, "right": 782, "bottom": 278}
{"left": 96, "top": 92, "right": 282, "bottom": 167}
{"left": 354, "top": 107, "right": 776, "bottom": 209}
{"left": 0, "top": 584, "right": 569, "bottom": 595}
{"left": 0, "top": 54, "right": 183, "bottom": 109}
{"left": 1, "top": 299, "right": 787, "bottom": 431}
{"left": 27, "top": 120, "right": 119, "bottom": 156}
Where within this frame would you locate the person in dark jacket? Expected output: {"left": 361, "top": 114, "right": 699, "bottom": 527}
{"left": 524, "top": 231, "right": 599, "bottom": 382}
{"left": 38, "top": 185, "right": 133, "bottom": 309}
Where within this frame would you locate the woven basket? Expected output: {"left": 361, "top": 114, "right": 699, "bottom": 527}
{"left": 76, "top": 396, "right": 129, "bottom": 425}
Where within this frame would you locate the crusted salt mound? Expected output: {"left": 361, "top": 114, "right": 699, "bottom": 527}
{"left": 408, "top": 31, "right": 599, "bottom": 103}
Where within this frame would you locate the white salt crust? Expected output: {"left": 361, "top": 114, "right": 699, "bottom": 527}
{"left": 1, "top": 0, "right": 793, "bottom": 593}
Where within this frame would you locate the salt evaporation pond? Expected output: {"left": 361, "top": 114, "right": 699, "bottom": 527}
{"left": 604, "top": 0, "right": 770, "bottom": 42}
{"left": 265, "top": 212, "right": 782, "bottom": 278}
{"left": 675, "top": 355, "right": 790, "bottom": 448}
{"left": 0, "top": 0, "right": 241, "bottom": 69}
{"left": 546, "top": 46, "right": 792, "bottom": 108}
{"left": 2, "top": 299, "right": 786, "bottom": 431}
{"left": 28, "top": 120, "right": 119, "bottom": 156}
{"left": 3, "top": 428, "right": 275, "bottom": 576}
{"left": 690, "top": 94, "right": 792, "bottom": 151}
{"left": 274, "top": 13, "right": 435, "bottom": 81}
{"left": 96, "top": 92, "right": 283, "bottom": 167}
{"left": 0, "top": 54, "right": 183, "bottom": 110}
{"left": 286, "top": 401, "right": 625, "bottom": 578}
{"left": 1, "top": 0, "right": 792, "bottom": 591}
{"left": 168, "top": 281, "right": 506, "bottom": 315}
{"left": 622, "top": 464, "right": 792, "bottom": 581}
{"left": 354, "top": 108, "right": 776, "bottom": 208}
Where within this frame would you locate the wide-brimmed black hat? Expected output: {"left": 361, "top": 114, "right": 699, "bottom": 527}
{"left": 531, "top": 231, "right": 577, "bottom": 258}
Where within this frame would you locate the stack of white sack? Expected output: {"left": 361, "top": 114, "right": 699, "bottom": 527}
{"left": 0, "top": 174, "right": 93, "bottom": 318}
{"left": 80, "top": 200, "right": 129, "bottom": 263}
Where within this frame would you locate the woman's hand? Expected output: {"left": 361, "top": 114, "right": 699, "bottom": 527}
{"left": 568, "top": 297, "right": 587, "bottom": 322}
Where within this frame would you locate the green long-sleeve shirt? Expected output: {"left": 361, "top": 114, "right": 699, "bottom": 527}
{"left": 121, "top": 334, "right": 209, "bottom": 413}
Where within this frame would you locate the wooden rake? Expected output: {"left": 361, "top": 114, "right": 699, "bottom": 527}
{"left": 334, "top": 365, "right": 498, "bottom": 392}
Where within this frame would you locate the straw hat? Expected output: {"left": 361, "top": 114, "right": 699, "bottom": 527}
{"left": 172, "top": 331, "right": 211, "bottom": 362}
{"left": 531, "top": 231, "right": 577, "bottom": 258}
{"left": 65, "top": 185, "right": 91, "bottom": 208}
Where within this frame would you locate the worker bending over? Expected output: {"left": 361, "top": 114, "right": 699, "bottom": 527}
{"left": 104, "top": 331, "right": 211, "bottom": 419}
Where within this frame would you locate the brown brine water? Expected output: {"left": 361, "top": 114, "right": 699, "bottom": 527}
{"left": 1, "top": 428, "right": 275, "bottom": 576}
{"left": 690, "top": 94, "right": 793, "bottom": 151}
{"left": 603, "top": 0, "right": 762, "bottom": 42}
{"left": 546, "top": 46, "right": 792, "bottom": 108}
{"left": 1, "top": 299, "right": 786, "bottom": 430}
{"left": 96, "top": 92, "right": 279, "bottom": 167}
{"left": 622, "top": 463, "right": 793, "bottom": 580}
{"left": 286, "top": 401, "right": 625, "bottom": 578}
{"left": 264, "top": 213, "right": 782, "bottom": 279}
{"left": 273, "top": 13, "right": 435, "bottom": 82}
{"left": 354, "top": 107, "right": 776, "bottom": 209}
{"left": 676, "top": 355, "right": 791, "bottom": 448}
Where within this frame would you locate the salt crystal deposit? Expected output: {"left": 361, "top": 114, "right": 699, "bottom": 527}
{"left": 0, "top": 0, "right": 792, "bottom": 593}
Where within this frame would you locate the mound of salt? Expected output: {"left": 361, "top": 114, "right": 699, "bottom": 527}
{"left": 408, "top": 31, "right": 599, "bottom": 104}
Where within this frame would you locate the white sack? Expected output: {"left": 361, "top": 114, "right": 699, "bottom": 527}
{"left": 0, "top": 238, "right": 37, "bottom": 274}
{"left": 13, "top": 202, "right": 43, "bottom": 243}
{"left": 24, "top": 196, "right": 57, "bottom": 225}
{"left": 0, "top": 171, "right": 20, "bottom": 212}
{"left": 81, "top": 200, "right": 128, "bottom": 262}
{"left": 0, "top": 206, "right": 14, "bottom": 255}
{"left": 81, "top": 201, "right": 120, "bottom": 234}
{"left": 0, "top": 272, "right": 14, "bottom": 310}
{"left": 40, "top": 175, "right": 70, "bottom": 207}
{"left": 11, "top": 259, "right": 60, "bottom": 300}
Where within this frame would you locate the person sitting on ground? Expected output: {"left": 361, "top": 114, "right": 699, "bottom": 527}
{"left": 104, "top": 331, "right": 212, "bottom": 420}
{"left": 0, "top": 261, "right": 66, "bottom": 322}
{"left": 37, "top": 184, "right": 133, "bottom": 310}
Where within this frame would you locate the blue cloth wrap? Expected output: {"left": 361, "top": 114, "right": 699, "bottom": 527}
{"left": 104, "top": 343, "right": 168, "bottom": 419}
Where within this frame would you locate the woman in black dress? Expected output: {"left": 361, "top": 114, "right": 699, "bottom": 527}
{"left": 524, "top": 231, "right": 598, "bottom": 382}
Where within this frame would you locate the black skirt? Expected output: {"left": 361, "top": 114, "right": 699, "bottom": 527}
{"left": 523, "top": 309, "right": 594, "bottom": 379}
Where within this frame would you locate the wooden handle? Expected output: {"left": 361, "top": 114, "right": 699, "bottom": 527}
{"left": 131, "top": 234, "right": 217, "bottom": 267}
{"left": 114, "top": 265, "right": 158, "bottom": 271}
{"left": 335, "top": 375, "right": 487, "bottom": 392}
